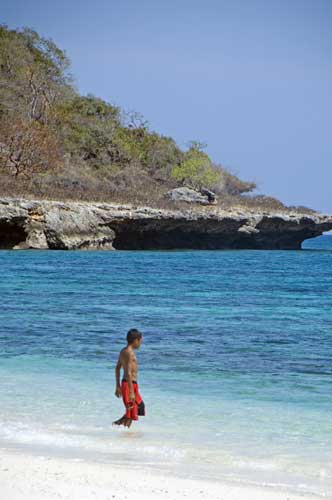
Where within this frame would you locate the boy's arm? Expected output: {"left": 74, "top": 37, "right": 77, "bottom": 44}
{"left": 114, "top": 355, "right": 122, "bottom": 397}
{"left": 126, "top": 354, "right": 135, "bottom": 402}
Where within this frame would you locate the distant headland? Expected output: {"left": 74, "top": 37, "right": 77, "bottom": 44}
{"left": 1, "top": 26, "right": 331, "bottom": 250}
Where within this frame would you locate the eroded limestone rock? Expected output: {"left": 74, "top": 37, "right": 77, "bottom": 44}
{"left": 0, "top": 197, "right": 331, "bottom": 250}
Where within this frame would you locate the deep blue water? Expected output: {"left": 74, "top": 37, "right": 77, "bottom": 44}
{"left": 0, "top": 234, "right": 331, "bottom": 495}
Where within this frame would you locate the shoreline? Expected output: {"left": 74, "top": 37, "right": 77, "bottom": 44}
{"left": 0, "top": 448, "right": 325, "bottom": 500}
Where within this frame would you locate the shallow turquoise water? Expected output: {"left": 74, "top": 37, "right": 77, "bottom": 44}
{"left": 0, "top": 235, "right": 332, "bottom": 495}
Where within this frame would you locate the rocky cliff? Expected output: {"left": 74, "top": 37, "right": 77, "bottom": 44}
{"left": 0, "top": 197, "right": 331, "bottom": 250}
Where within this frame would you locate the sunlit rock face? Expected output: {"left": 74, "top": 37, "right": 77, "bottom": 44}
{"left": 0, "top": 197, "right": 332, "bottom": 250}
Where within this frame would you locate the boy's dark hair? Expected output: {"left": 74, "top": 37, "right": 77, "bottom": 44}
{"left": 127, "top": 328, "right": 142, "bottom": 344}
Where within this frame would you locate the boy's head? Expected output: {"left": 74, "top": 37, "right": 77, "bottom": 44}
{"left": 127, "top": 328, "right": 143, "bottom": 349}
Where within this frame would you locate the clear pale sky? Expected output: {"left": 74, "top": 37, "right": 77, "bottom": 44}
{"left": 2, "top": 0, "right": 332, "bottom": 213}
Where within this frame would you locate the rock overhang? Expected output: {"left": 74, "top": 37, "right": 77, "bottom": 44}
{"left": 0, "top": 197, "right": 331, "bottom": 250}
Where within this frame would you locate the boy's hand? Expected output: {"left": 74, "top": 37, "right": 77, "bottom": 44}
{"left": 115, "top": 385, "right": 122, "bottom": 398}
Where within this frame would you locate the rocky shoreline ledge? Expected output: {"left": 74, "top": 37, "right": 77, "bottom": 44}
{"left": 0, "top": 197, "right": 332, "bottom": 250}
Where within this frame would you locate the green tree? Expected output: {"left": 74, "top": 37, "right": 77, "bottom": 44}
{"left": 171, "top": 145, "right": 221, "bottom": 190}
{"left": 56, "top": 95, "right": 124, "bottom": 167}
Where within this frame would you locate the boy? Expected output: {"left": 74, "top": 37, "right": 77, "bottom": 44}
{"left": 113, "top": 329, "right": 145, "bottom": 428}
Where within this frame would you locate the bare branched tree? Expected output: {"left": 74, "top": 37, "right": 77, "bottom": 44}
{"left": 0, "top": 117, "right": 62, "bottom": 178}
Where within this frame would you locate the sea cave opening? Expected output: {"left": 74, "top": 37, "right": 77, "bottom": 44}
{"left": 0, "top": 221, "right": 27, "bottom": 249}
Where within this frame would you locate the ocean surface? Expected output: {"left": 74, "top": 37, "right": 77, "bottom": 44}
{"left": 0, "top": 234, "right": 332, "bottom": 496}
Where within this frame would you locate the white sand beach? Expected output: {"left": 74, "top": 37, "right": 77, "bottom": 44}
{"left": 0, "top": 449, "right": 324, "bottom": 500}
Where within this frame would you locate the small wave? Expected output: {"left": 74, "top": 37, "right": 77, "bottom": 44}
{"left": 0, "top": 421, "right": 186, "bottom": 462}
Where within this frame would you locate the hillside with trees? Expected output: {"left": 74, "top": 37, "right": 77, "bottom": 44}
{"left": 0, "top": 25, "right": 315, "bottom": 213}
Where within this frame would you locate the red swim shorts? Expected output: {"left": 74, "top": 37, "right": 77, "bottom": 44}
{"left": 121, "top": 379, "right": 145, "bottom": 420}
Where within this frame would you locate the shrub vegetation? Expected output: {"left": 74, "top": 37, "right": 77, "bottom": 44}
{"left": 0, "top": 25, "right": 316, "bottom": 213}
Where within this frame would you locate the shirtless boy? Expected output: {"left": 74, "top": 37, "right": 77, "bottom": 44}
{"left": 113, "top": 328, "right": 145, "bottom": 428}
